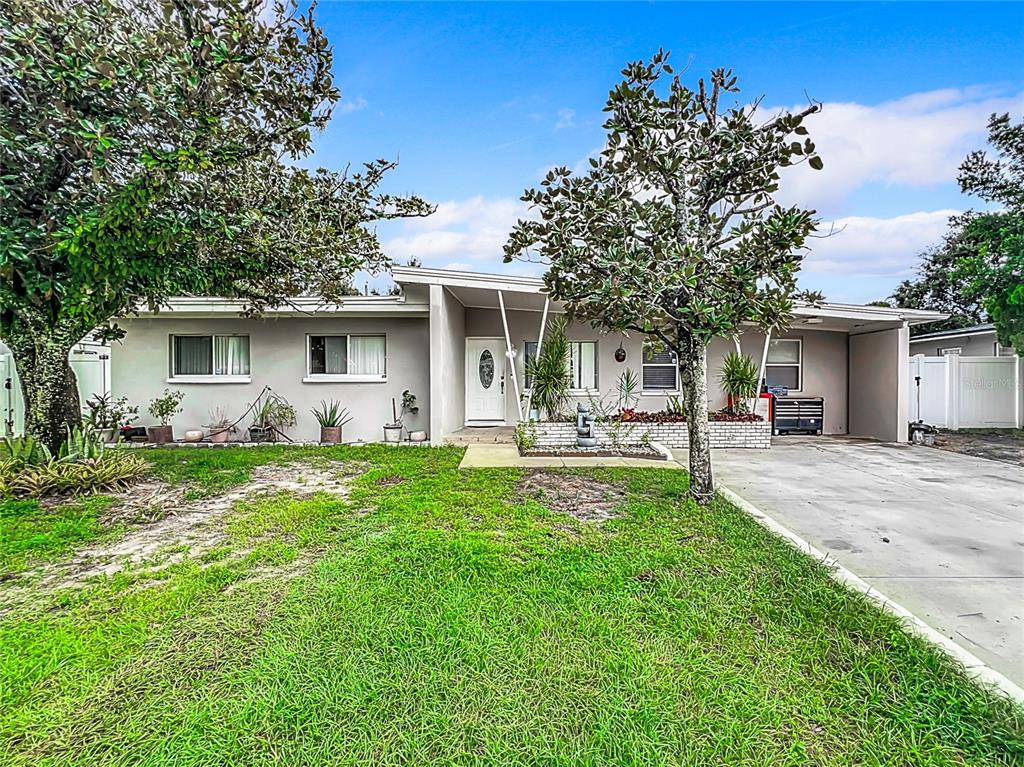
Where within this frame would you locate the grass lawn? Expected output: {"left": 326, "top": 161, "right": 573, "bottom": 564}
{"left": 0, "top": 446, "right": 1020, "bottom": 765}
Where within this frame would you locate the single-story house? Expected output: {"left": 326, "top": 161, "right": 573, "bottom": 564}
{"left": 909, "top": 323, "right": 1017, "bottom": 358}
{"left": 108, "top": 266, "right": 946, "bottom": 445}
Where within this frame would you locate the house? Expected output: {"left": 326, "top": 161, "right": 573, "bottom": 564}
{"left": 908, "top": 323, "right": 1017, "bottom": 358}
{"left": 108, "top": 266, "right": 946, "bottom": 445}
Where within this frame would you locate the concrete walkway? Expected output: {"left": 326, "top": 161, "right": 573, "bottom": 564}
{"left": 712, "top": 437, "right": 1024, "bottom": 686}
{"left": 459, "top": 443, "right": 683, "bottom": 469}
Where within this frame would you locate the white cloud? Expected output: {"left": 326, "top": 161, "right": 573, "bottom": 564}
{"left": 771, "top": 87, "right": 1023, "bottom": 213}
{"left": 555, "top": 108, "right": 575, "bottom": 130}
{"left": 803, "top": 209, "right": 957, "bottom": 278}
{"left": 337, "top": 96, "right": 368, "bottom": 115}
{"left": 383, "top": 196, "right": 530, "bottom": 270}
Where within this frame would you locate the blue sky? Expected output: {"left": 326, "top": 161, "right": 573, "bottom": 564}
{"left": 305, "top": 2, "right": 1023, "bottom": 303}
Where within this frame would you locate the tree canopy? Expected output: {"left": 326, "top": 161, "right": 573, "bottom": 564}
{"left": 504, "top": 52, "right": 821, "bottom": 503}
{"left": 889, "top": 114, "right": 1023, "bottom": 353}
{"left": 0, "top": 0, "right": 431, "bottom": 448}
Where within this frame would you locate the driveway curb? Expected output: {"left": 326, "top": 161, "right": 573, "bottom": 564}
{"left": 717, "top": 484, "right": 1024, "bottom": 706}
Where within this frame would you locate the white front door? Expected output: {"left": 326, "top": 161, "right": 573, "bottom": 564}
{"left": 465, "top": 338, "right": 506, "bottom": 424}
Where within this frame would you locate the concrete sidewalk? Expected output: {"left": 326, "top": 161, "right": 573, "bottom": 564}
{"left": 458, "top": 443, "right": 684, "bottom": 469}
{"left": 712, "top": 437, "right": 1024, "bottom": 686}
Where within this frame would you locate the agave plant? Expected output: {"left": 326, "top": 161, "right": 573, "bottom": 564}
{"left": 311, "top": 400, "right": 353, "bottom": 428}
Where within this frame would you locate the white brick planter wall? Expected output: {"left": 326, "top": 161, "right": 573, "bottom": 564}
{"left": 528, "top": 420, "right": 771, "bottom": 449}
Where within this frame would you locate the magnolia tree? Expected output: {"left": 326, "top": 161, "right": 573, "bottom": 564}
{"left": 0, "top": 0, "right": 431, "bottom": 450}
{"left": 504, "top": 53, "right": 821, "bottom": 504}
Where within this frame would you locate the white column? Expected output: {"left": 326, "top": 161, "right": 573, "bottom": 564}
{"left": 945, "top": 351, "right": 960, "bottom": 432}
{"left": 895, "top": 323, "right": 910, "bottom": 443}
{"left": 497, "top": 290, "right": 524, "bottom": 421}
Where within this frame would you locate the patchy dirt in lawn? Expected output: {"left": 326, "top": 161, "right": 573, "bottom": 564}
{"left": 518, "top": 470, "right": 628, "bottom": 522}
{"left": 5, "top": 461, "right": 362, "bottom": 603}
{"left": 929, "top": 429, "right": 1023, "bottom": 467}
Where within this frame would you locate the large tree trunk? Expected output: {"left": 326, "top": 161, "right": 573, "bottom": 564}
{"left": 5, "top": 327, "right": 82, "bottom": 453}
{"left": 678, "top": 333, "right": 714, "bottom": 505}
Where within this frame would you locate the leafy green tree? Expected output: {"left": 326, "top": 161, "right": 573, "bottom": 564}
{"left": 956, "top": 114, "right": 1023, "bottom": 354}
{"left": 0, "top": 0, "right": 431, "bottom": 450}
{"left": 888, "top": 219, "right": 990, "bottom": 335}
{"left": 504, "top": 53, "right": 821, "bottom": 503}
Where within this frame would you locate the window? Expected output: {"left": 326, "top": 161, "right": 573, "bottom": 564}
{"left": 642, "top": 341, "right": 678, "bottom": 391}
{"left": 765, "top": 338, "right": 801, "bottom": 391}
{"left": 306, "top": 334, "right": 386, "bottom": 380}
{"left": 170, "top": 335, "right": 249, "bottom": 379}
{"left": 523, "top": 340, "right": 597, "bottom": 390}
{"left": 940, "top": 346, "right": 962, "bottom": 356}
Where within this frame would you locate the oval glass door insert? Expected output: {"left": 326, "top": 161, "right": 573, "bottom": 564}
{"left": 478, "top": 349, "right": 495, "bottom": 389}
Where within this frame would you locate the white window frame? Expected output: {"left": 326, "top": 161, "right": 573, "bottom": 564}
{"left": 641, "top": 340, "right": 679, "bottom": 394}
{"left": 303, "top": 333, "right": 388, "bottom": 383}
{"left": 940, "top": 346, "right": 962, "bottom": 356}
{"left": 765, "top": 338, "right": 803, "bottom": 393}
{"left": 168, "top": 334, "right": 251, "bottom": 384}
{"left": 522, "top": 340, "right": 599, "bottom": 393}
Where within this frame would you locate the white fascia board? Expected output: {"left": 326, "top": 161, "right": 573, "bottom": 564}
{"left": 795, "top": 303, "right": 947, "bottom": 325}
{"left": 392, "top": 266, "right": 545, "bottom": 294}
{"left": 127, "top": 295, "right": 427, "bottom": 318}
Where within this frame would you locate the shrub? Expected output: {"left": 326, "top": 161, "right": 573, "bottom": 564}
{"left": 0, "top": 452, "right": 147, "bottom": 498}
{"left": 84, "top": 393, "right": 138, "bottom": 431}
{"left": 526, "top": 317, "right": 572, "bottom": 420}
{"left": 719, "top": 352, "right": 759, "bottom": 413}
{"left": 149, "top": 389, "right": 184, "bottom": 425}
{"left": 513, "top": 420, "right": 537, "bottom": 452}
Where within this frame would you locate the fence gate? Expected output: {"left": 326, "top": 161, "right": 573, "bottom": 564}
{"left": 909, "top": 354, "right": 1022, "bottom": 430}
{"left": 0, "top": 353, "right": 24, "bottom": 437}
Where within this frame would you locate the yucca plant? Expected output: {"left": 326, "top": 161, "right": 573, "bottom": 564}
{"left": 57, "top": 427, "right": 105, "bottom": 463}
{"left": 718, "top": 352, "right": 760, "bottom": 413}
{"left": 312, "top": 399, "right": 353, "bottom": 445}
{"left": 526, "top": 316, "right": 572, "bottom": 420}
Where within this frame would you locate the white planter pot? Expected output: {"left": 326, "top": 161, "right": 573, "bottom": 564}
{"left": 383, "top": 424, "right": 403, "bottom": 443}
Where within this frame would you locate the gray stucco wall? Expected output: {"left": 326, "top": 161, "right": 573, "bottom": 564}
{"left": 849, "top": 326, "right": 909, "bottom": 442}
{"left": 463, "top": 308, "right": 851, "bottom": 434}
{"left": 111, "top": 316, "right": 430, "bottom": 443}
{"left": 909, "top": 332, "right": 998, "bottom": 357}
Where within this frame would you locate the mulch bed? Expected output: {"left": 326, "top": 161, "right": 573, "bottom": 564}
{"left": 929, "top": 429, "right": 1023, "bottom": 467}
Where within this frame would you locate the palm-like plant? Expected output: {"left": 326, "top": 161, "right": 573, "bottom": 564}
{"left": 718, "top": 352, "right": 760, "bottom": 413}
{"left": 311, "top": 400, "right": 353, "bottom": 428}
{"left": 526, "top": 316, "right": 572, "bottom": 420}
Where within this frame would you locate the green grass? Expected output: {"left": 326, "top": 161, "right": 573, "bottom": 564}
{"left": 0, "top": 446, "right": 1020, "bottom": 766}
{"left": 0, "top": 495, "right": 118, "bottom": 573}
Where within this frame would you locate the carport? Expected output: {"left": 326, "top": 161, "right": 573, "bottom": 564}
{"left": 714, "top": 438, "right": 1024, "bottom": 686}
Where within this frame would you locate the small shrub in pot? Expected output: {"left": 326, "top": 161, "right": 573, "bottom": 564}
{"left": 84, "top": 393, "right": 138, "bottom": 442}
{"left": 248, "top": 393, "right": 296, "bottom": 442}
{"left": 147, "top": 389, "right": 184, "bottom": 443}
{"left": 312, "top": 400, "right": 352, "bottom": 444}
{"left": 205, "top": 406, "right": 236, "bottom": 443}
{"left": 384, "top": 390, "right": 418, "bottom": 443}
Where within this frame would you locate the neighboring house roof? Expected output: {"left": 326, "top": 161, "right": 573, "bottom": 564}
{"left": 909, "top": 323, "right": 995, "bottom": 342}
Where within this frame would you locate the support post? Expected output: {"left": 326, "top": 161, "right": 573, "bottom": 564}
{"left": 497, "top": 290, "right": 524, "bottom": 421}
{"left": 523, "top": 297, "right": 550, "bottom": 419}
{"left": 755, "top": 329, "right": 772, "bottom": 417}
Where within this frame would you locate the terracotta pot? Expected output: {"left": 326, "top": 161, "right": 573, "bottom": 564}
{"left": 208, "top": 427, "right": 231, "bottom": 444}
{"left": 147, "top": 425, "right": 173, "bottom": 444}
{"left": 320, "top": 426, "right": 343, "bottom": 444}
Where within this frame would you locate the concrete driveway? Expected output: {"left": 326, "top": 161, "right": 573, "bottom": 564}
{"left": 712, "top": 438, "right": 1024, "bottom": 686}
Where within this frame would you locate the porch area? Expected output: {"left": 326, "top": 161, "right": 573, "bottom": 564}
{"left": 443, "top": 426, "right": 516, "bottom": 444}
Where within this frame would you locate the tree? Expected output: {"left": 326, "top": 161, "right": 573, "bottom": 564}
{"left": 956, "top": 114, "right": 1023, "bottom": 354}
{"left": 887, "top": 219, "right": 990, "bottom": 335}
{"left": 504, "top": 53, "right": 821, "bottom": 504}
{"left": 0, "top": 0, "right": 432, "bottom": 450}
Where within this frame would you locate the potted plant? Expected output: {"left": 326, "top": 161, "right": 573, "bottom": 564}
{"left": 205, "top": 406, "right": 236, "bottom": 444}
{"left": 718, "top": 352, "right": 760, "bottom": 414}
{"left": 383, "top": 389, "right": 418, "bottom": 443}
{"left": 147, "top": 389, "right": 184, "bottom": 444}
{"left": 248, "top": 393, "right": 296, "bottom": 442}
{"left": 84, "top": 393, "right": 138, "bottom": 442}
{"left": 312, "top": 400, "right": 353, "bottom": 444}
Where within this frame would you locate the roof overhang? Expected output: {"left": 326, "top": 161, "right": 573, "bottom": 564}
{"left": 127, "top": 295, "right": 429, "bottom": 319}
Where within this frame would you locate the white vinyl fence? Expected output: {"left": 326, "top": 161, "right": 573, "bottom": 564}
{"left": 908, "top": 354, "right": 1023, "bottom": 430}
{"left": 0, "top": 347, "right": 110, "bottom": 437}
